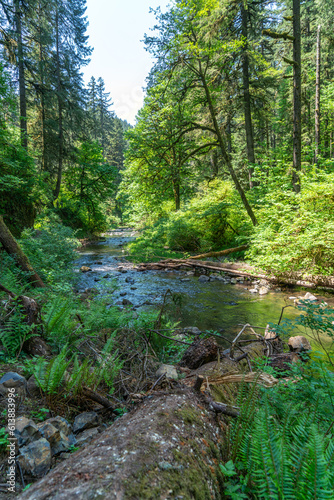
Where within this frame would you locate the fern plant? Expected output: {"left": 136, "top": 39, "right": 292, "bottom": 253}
{"left": 226, "top": 363, "right": 334, "bottom": 500}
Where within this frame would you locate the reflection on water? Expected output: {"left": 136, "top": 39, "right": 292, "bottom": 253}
{"left": 76, "top": 229, "right": 330, "bottom": 340}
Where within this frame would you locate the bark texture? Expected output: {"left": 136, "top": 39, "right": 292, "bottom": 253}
{"left": 18, "top": 388, "right": 225, "bottom": 500}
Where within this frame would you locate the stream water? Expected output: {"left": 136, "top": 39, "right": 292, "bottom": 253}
{"left": 76, "top": 229, "right": 330, "bottom": 341}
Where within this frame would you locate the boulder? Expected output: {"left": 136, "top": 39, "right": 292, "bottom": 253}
{"left": 179, "top": 337, "right": 219, "bottom": 369}
{"left": 75, "top": 428, "right": 100, "bottom": 447}
{"left": 18, "top": 438, "right": 51, "bottom": 478}
{"left": 13, "top": 417, "right": 41, "bottom": 447}
{"left": 38, "top": 422, "right": 74, "bottom": 456}
{"left": 155, "top": 364, "right": 178, "bottom": 380}
{"left": 288, "top": 336, "right": 311, "bottom": 353}
{"left": 80, "top": 266, "right": 92, "bottom": 273}
{"left": 0, "top": 372, "right": 27, "bottom": 398}
{"left": 45, "top": 416, "right": 75, "bottom": 445}
{"left": 73, "top": 412, "right": 99, "bottom": 434}
{"left": 258, "top": 286, "right": 269, "bottom": 295}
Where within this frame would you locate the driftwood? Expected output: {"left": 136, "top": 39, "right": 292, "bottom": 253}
{"left": 193, "top": 375, "right": 241, "bottom": 417}
{"left": 137, "top": 258, "right": 334, "bottom": 290}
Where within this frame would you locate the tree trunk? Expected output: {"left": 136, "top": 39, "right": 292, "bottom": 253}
{"left": 314, "top": 25, "right": 321, "bottom": 163}
{"left": 199, "top": 63, "right": 258, "bottom": 226}
{"left": 292, "top": 0, "right": 302, "bottom": 193}
{"left": 18, "top": 389, "right": 224, "bottom": 500}
{"left": 54, "top": 4, "right": 63, "bottom": 200}
{"left": 241, "top": 2, "right": 256, "bottom": 188}
{"left": 0, "top": 216, "right": 45, "bottom": 288}
{"left": 14, "top": 0, "right": 28, "bottom": 149}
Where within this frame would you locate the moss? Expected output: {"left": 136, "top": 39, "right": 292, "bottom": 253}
{"left": 123, "top": 463, "right": 215, "bottom": 500}
{"left": 177, "top": 406, "right": 204, "bottom": 427}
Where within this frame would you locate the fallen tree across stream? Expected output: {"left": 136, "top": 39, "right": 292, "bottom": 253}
{"left": 137, "top": 258, "right": 334, "bottom": 290}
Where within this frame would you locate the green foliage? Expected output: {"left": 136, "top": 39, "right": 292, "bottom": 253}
{"left": 30, "top": 408, "right": 50, "bottom": 422}
{"left": 57, "top": 141, "right": 118, "bottom": 236}
{"left": 27, "top": 336, "right": 122, "bottom": 398}
{"left": 247, "top": 172, "right": 334, "bottom": 277}
{"left": 0, "top": 298, "right": 38, "bottom": 357}
{"left": 0, "top": 427, "right": 9, "bottom": 453}
{"left": 19, "top": 212, "right": 79, "bottom": 287}
{"left": 128, "top": 179, "right": 249, "bottom": 260}
{"left": 227, "top": 359, "right": 334, "bottom": 500}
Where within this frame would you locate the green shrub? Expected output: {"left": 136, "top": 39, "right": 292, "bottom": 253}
{"left": 20, "top": 212, "right": 79, "bottom": 287}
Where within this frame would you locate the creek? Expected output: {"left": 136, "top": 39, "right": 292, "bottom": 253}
{"left": 76, "top": 228, "right": 329, "bottom": 342}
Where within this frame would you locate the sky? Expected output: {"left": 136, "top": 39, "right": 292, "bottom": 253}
{"left": 84, "top": 0, "right": 171, "bottom": 125}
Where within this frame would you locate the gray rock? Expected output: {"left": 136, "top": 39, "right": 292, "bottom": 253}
{"left": 258, "top": 286, "right": 269, "bottom": 295}
{"left": 230, "top": 278, "right": 238, "bottom": 284}
{"left": 288, "top": 336, "right": 311, "bottom": 352}
{"left": 198, "top": 275, "right": 210, "bottom": 283}
{"left": 38, "top": 422, "right": 74, "bottom": 456}
{"left": 183, "top": 327, "right": 201, "bottom": 336}
{"left": 181, "top": 278, "right": 190, "bottom": 282}
{"left": 130, "top": 287, "right": 137, "bottom": 290}
{"left": 0, "top": 372, "right": 27, "bottom": 398}
{"left": 103, "top": 274, "right": 111, "bottom": 279}
{"left": 27, "top": 375, "right": 41, "bottom": 398}
{"left": 75, "top": 427, "right": 100, "bottom": 447}
{"left": 73, "top": 412, "right": 99, "bottom": 434}
{"left": 120, "top": 292, "right": 127, "bottom": 297}
{"left": 13, "top": 417, "right": 41, "bottom": 447}
{"left": 45, "top": 416, "right": 75, "bottom": 445}
{"left": 249, "top": 288, "right": 258, "bottom": 293}
{"left": 18, "top": 438, "right": 51, "bottom": 477}
{"left": 96, "top": 261, "right": 103, "bottom": 265}
{"left": 303, "top": 292, "right": 318, "bottom": 302}
{"left": 156, "top": 364, "right": 178, "bottom": 380}
{"left": 125, "top": 277, "right": 135, "bottom": 284}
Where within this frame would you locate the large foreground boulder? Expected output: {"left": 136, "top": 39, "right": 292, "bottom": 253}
{"left": 18, "top": 388, "right": 225, "bottom": 499}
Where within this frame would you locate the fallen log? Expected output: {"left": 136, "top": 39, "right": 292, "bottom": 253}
{"left": 0, "top": 216, "right": 46, "bottom": 288}
{"left": 138, "top": 258, "right": 334, "bottom": 290}
{"left": 189, "top": 245, "right": 249, "bottom": 260}
{"left": 18, "top": 388, "right": 225, "bottom": 500}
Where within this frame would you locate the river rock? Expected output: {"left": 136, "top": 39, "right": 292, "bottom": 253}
{"left": 288, "top": 336, "right": 311, "bottom": 353}
{"left": 230, "top": 278, "right": 238, "bottom": 284}
{"left": 18, "top": 438, "right": 51, "bottom": 478}
{"left": 122, "top": 298, "right": 133, "bottom": 306}
{"left": 80, "top": 266, "right": 92, "bottom": 273}
{"left": 125, "top": 277, "right": 135, "bottom": 284}
{"left": 179, "top": 337, "right": 219, "bottom": 369}
{"left": 120, "top": 292, "right": 127, "bottom": 296}
{"left": 258, "top": 286, "right": 269, "bottom": 295}
{"left": 181, "top": 278, "right": 191, "bottom": 282}
{"left": 156, "top": 364, "right": 178, "bottom": 380}
{"left": 103, "top": 274, "right": 111, "bottom": 279}
{"left": 303, "top": 292, "right": 318, "bottom": 302}
{"left": 13, "top": 417, "right": 41, "bottom": 447}
{"left": 0, "top": 372, "right": 27, "bottom": 398}
{"left": 198, "top": 275, "right": 210, "bottom": 283}
{"left": 73, "top": 412, "right": 99, "bottom": 434}
{"left": 96, "top": 261, "right": 103, "bottom": 265}
{"left": 249, "top": 288, "right": 258, "bottom": 293}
